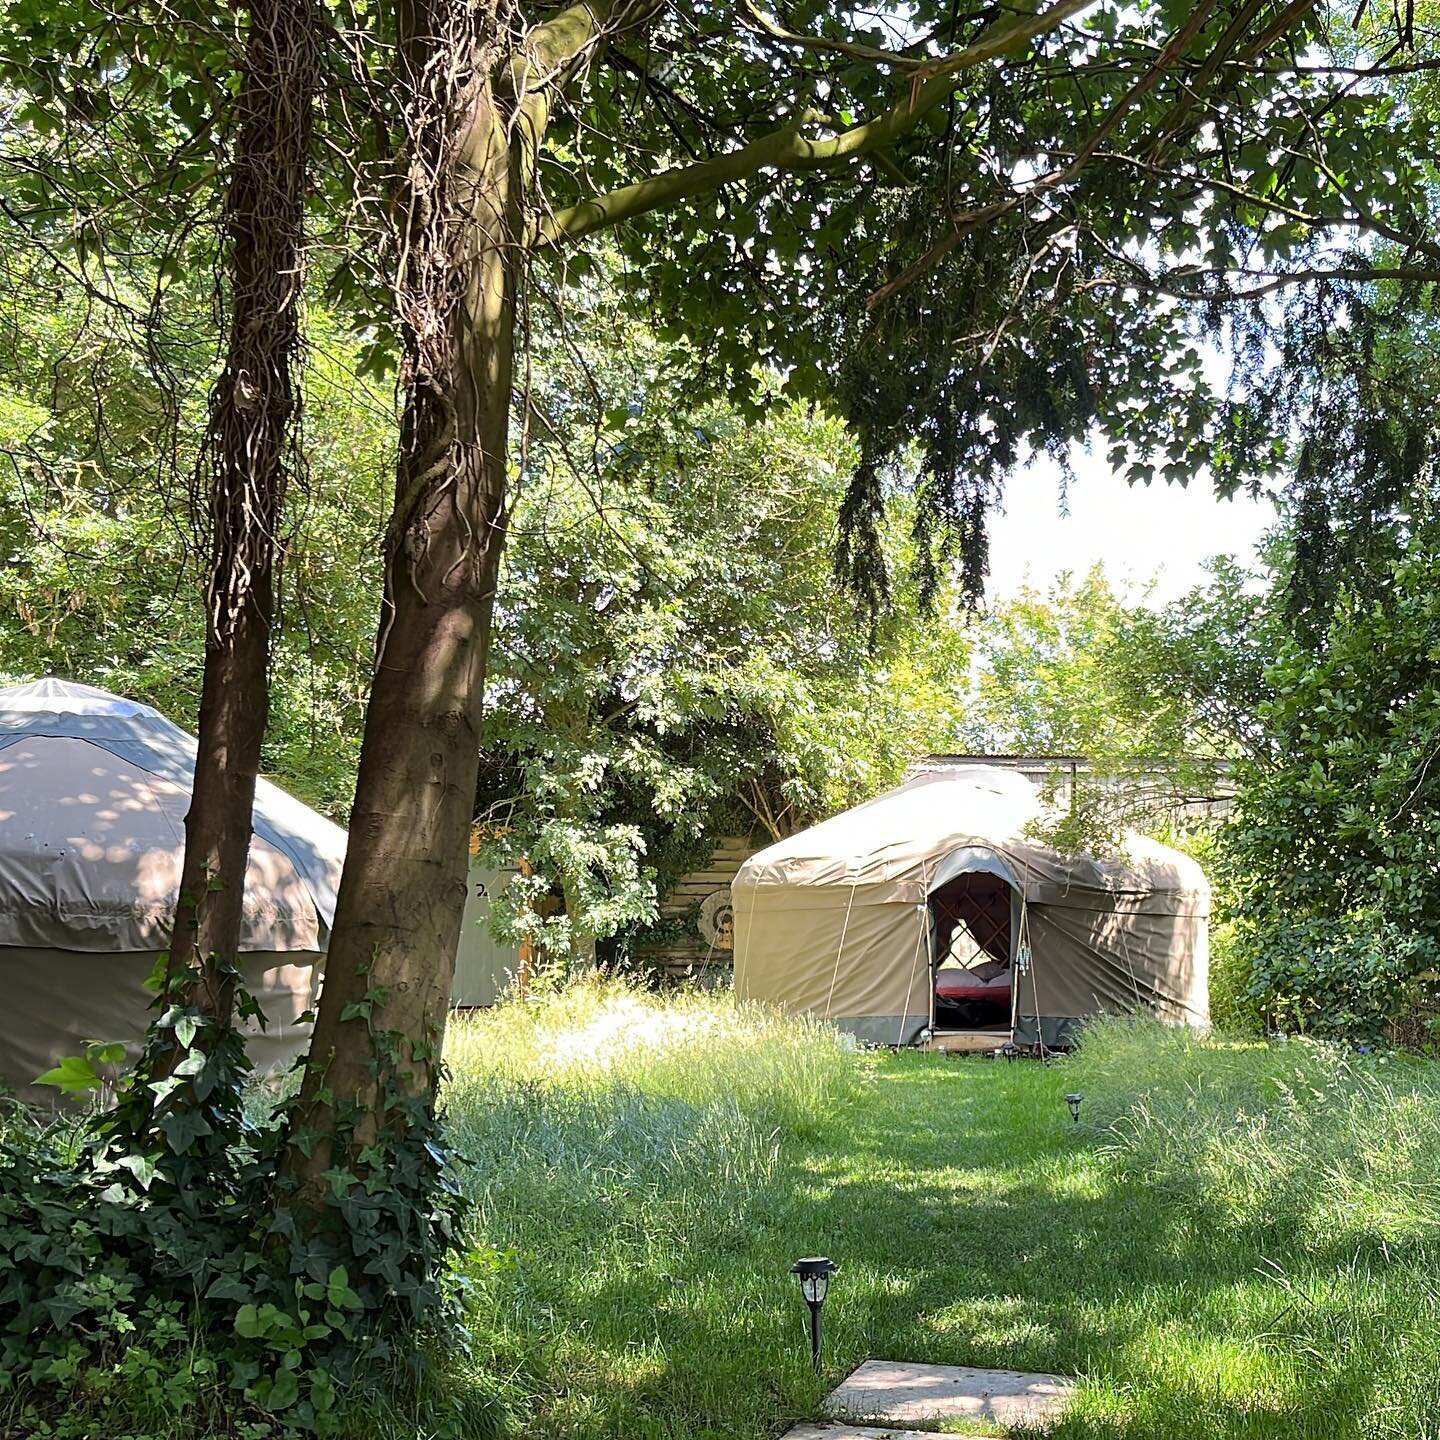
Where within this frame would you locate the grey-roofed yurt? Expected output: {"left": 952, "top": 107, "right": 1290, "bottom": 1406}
{"left": 0, "top": 678, "right": 344, "bottom": 1099}
{"left": 732, "top": 766, "right": 1209, "bottom": 1048}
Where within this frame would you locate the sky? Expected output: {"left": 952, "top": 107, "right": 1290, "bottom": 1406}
{"left": 984, "top": 443, "right": 1284, "bottom": 606}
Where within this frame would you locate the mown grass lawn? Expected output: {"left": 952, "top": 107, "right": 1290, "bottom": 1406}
{"left": 445, "top": 988, "right": 1440, "bottom": 1440}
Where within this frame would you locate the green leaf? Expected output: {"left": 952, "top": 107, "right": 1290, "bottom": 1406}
{"left": 326, "top": 1265, "right": 363, "bottom": 1309}
{"left": 116, "top": 1153, "right": 160, "bottom": 1190}
{"left": 35, "top": 1054, "right": 103, "bottom": 1093}
{"left": 160, "top": 1106, "right": 214, "bottom": 1154}
{"left": 205, "top": 1274, "right": 254, "bottom": 1303}
{"left": 264, "top": 1367, "right": 300, "bottom": 1411}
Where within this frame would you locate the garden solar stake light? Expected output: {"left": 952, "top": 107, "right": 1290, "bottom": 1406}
{"left": 1065, "top": 1092, "right": 1084, "bottom": 1123}
{"left": 790, "top": 1257, "right": 838, "bottom": 1372}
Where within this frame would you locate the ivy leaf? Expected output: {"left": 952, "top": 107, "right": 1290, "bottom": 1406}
{"left": 160, "top": 1106, "right": 214, "bottom": 1154}
{"left": 205, "top": 1273, "right": 254, "bottom": 1303}
{"left": 173, "top": 1049, "right": 207, "bottom": 1077}
{"left": 42, "top": 1291, "right": 88, "bottom": 1327}
{"left": 116, "top": 1153, "right": 160, "bottom": 1190}
{"left": 87, "top": 1040, "right": 129, "bottom": 1067}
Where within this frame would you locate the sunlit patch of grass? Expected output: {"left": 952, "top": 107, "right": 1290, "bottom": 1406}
{"left": 445, "top": 978, "right": 863, "bottom": 1137}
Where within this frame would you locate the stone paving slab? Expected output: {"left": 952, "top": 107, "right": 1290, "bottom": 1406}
{"left": 825, "top": 1359, "right": 1074, "bottom": 1428}
{"left": 784, "top": 1425, "right": 972, "bottom": 1440}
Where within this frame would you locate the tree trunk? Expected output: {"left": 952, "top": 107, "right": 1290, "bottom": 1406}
{"left": 285, "top": 0, "right": 519, "bottom": 1183}
{"left": 170, "top": 0, "right": 316, "bottom": 1023}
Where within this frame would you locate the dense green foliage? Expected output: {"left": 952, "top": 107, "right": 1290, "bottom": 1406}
{"left": 0, "top": 279, "right": 391, "bottom": 813}
{"left": 578, "top": 0, "right": 1436, "bottom": 610}
{"left": 5, "top": 0, "right": 1424, "bottom": 610}
{"left": 1218, "top": 540, "right": 1440, "bottom": 1041}
{"left": 1, "top": 967, "right": 469, "bottom": 1438}
{"left": 483, "top": 347, "right": 973, "bottom": 955}
{"left": 960, "top": 567, "right": 1164, "bottom": 755}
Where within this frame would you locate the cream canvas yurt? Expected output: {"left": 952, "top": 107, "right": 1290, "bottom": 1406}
{"left": 0, "top": 678, "right": 345, "bottom": 1099}
{"left": 732, "top": 766, "right": 1209, "bottom": 1048}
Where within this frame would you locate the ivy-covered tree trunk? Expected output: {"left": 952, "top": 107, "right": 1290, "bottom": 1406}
{"left": 171, "top": 0, "right": 316, "bottom": 1022}
{"left": 284, "top": 0, "right": 521, "bottom": 1183}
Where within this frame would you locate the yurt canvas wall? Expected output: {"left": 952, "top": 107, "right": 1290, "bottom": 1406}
{"left": 0, "top": 678, "right": 345, "bottom": 1101}
{"left": 732, "top": 767, "right": 1209, "bottom": 1047}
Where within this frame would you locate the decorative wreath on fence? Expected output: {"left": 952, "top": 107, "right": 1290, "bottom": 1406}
{"left": 698, "top": 888, "right": 735, "bottom": 952}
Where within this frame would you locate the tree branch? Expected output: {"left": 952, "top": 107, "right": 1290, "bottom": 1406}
{"left": 735, "top": 0, "right": 934, "bottom": 71}
{"left": 529, "top": 0, "right": 1094, "bottom": 249}
{"left": 507, "top": 0, "right": 661, "bottom": 154}
{"left": 1086, "top": 264, "right": 1440, "bottom": 302}
{"left": 1073, "top": 148, "right": 1440, "bottom": 264}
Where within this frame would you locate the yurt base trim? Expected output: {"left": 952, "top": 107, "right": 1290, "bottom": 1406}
{"left": 833, "top": 1015, "right": 931, "bottom": 1047}
{"left": 831, "top": 1013, "right": 1087, "bottom": 1052}
{"left": 919, "top": 1027, "right": 1011, "bottom": 1054}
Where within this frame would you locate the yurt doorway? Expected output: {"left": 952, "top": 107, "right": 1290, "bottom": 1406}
{"left": 929, "top": 869, "right": 1016, "bottom": 1040}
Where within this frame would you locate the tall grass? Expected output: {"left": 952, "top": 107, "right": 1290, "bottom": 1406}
{"left": 439, "top": 994, "right": 1440, "bottom": 1438}
{"left": 442, "top": 984, "right": 862, "bottom": 1254}
{"left": 1069, "top": 1018, "right": 1440, "bottom": 1251}
{"left": 18, "top": 989, "right": 1440, "bottom": 1437}
{"left": 445, "top": 981, "right": 859, "bottom": 1137}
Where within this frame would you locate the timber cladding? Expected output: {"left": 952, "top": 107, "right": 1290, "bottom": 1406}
{"left": 638, "top": 835, "right": 763, "bottom": 982}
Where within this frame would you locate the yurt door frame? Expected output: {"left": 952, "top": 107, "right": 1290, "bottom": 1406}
{"left": 926, "top": 848, "right": 1024, "bottom": 1042}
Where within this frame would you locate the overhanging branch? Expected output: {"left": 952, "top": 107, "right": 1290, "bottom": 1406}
{"left": 865, "top": 0, "right": 1318, "bottom": 307}
{"left": 528, "top": 0, "right": 1094, "bottom": 249}
{"left": 735, "top": 0, "right": 933, "bottom": 70}
{"left": 1075, "top": 148, "right": 1440, "bottom": 264}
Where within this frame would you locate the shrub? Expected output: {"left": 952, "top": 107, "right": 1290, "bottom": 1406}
{"left": 1230, "top": 911, "right": 1440, "bottom": 1041}
{"left": 1, "top": 967, "right": 473, "bottom": 1439}
{"left": 1205, "top": 919, "right": 1261, "bottom": 1035}
{"left": 1218, "top": 549, "right": 1440, "bottom": 1041}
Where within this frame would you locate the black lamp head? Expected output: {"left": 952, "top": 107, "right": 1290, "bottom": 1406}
{"left": 790, "top": 1255, "right": 838, "bottom": 1305}
{"left": 1064, "top": 1092, "right": 1084, "bottom": 1122}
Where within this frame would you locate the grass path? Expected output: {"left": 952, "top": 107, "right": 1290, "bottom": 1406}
{"left": 452, "top": 999, "right": 1440, "bottom": 1439}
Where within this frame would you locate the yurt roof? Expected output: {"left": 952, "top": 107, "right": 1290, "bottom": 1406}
{"left": 0, "top": 678, "right": 346, "bottom": 953}
{"left": 734, "top": 765, "right": 1208, "bottom": 909}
